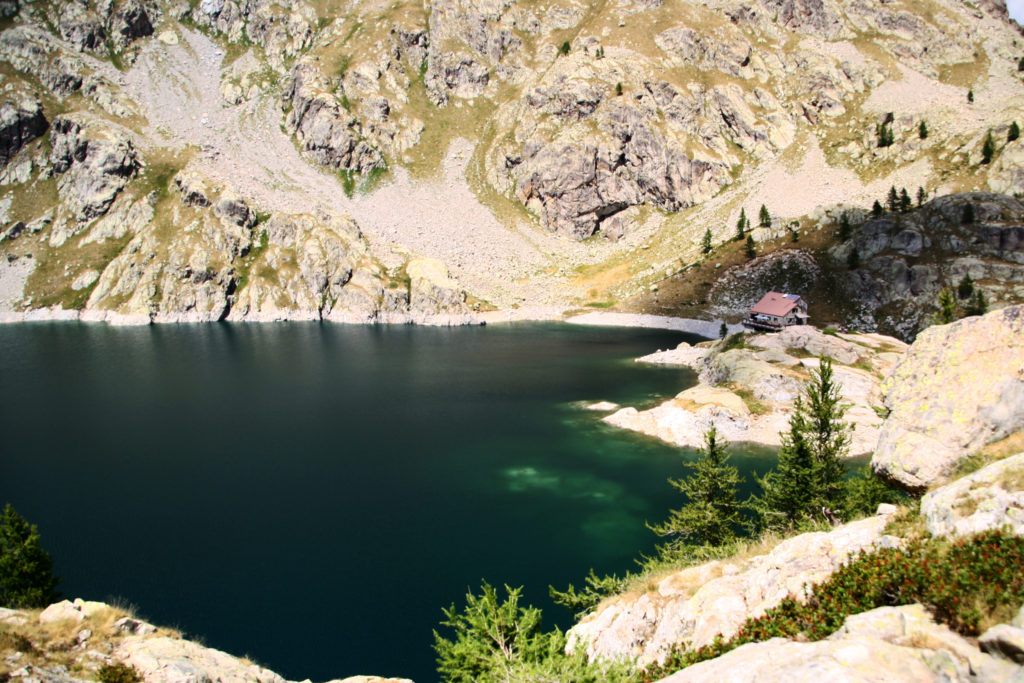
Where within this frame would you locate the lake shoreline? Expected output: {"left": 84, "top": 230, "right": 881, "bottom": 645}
{"left": 0, "top": 306, "right": 738, "bottom": 337}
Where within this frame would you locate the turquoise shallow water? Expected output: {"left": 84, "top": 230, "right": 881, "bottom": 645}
{"left": 0, "top": 322, "right": 774, "bottom": 681}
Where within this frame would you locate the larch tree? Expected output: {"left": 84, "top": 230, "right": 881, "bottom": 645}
{"left": 648, "top": 426, "right": 742, "bottom": 548}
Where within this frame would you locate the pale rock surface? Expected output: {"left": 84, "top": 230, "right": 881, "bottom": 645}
{"left": 39, "top": 599, "right": 109, "bottom": 624}
{"left": 979, "top": 623, "right": 1024, "bottom": 664}
{"left": 116, "top": 636, "right": 289, "bottom": 683}
{"left": 567, "top": 508, "right": 899, "bottom": 665}
{"left": 920, "top": 452, "right": 1024, "bottom": 537}
{"left": 606, "top": 327, "right": 900, "bottom": 454}
{"left": 872, "top": 306, "right": 1024, "bottom": 490}
{"left": 657, "top": 604, "right": 1020, "bottom": 682}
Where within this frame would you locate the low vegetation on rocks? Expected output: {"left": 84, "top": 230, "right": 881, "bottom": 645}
{"left": 641, "top": 528, "right": 1024, "bottom": 681}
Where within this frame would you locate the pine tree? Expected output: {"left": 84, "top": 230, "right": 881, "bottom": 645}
{"left": 701, "top": 228, "right": 713, "bottom": 255}
{"left": 887, "top": 186, "right": 899, "bottom": 212}
{"left": 1019, "top": 56, "right": 1024, "bottom": 72}
{"left": 719, "top": 322, "right": 728, "bottom": 339}
{"left": 957, "top": 274, "right": 974, "bottom": 299}
{"left": 434, "top": 582, "right": 557, "bottom": 683}
{"left": 917, "top": 186, "right": 927, "bottom": 207}
{"left": 755, "top": 360, "right": 851, "bottom": 529}
{"left": 934, "top": 287, "right": 957, "bottom": 324}
{"left": 982, "top": 130, "right": 996, "bottom": 164}
{"left": 1009, "top": 121, "right": 1020, "bottom": 143}
{"left": 962, "top": 203, "right": 975, "bottom": 224}
{"left": 872, "top": 200, "right": 883, "bottom": 217}
{"left": 847, "top": 247, "right": 860, "bottom": 270}
{"left": 968, "top": 88, "right": 974, "bottom": 104}
{"left": 0, "top": 504, "right": 61, "bottom": 608}
{"left": 899, "top": 187, "right": 912, "bottom": 213}
{"left": 965, "top": 289, "right": 988, "bottom": 316}
{"left": 615, "top": 82, "right": 623, "bottom": 96}
{"left": 919, "top": 120, "right": 928, "bottom": 139}
{"left": 745, "top": 234, "right": 757, "bottom": 258}
{"left": 648, "top": 427, "right": 742, "bottom": 547}
{"left": 755, "top": 397, "right": 818, "bottom": 530}
{"left": 877, "top": 123, "right": 894, "bottom": 147}
{"left": 736, "top": 208, "right": 747, "bottom": 240}
{"left": 802, "top": 359, "right": 850, "bottom": 507}
{"left": 758, "top": 204, "right": 771, "bottom": 228}
{"left": 838, "top": 213, "right": 852, "bottom": 241}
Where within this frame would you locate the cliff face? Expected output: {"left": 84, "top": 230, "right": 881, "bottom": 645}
{"left": 2, "top": 0, "right": 1024, "bottom": 322}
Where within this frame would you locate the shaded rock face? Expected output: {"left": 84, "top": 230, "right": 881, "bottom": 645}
{"left": 920, "top": 452, "right": 1024, "bottom": 538}
{"left": 872, "top": 305, "right": 1024, "bottom": 491}
{"left": 283, "top": 60, "right": 385, "bottom": 175}
{"left": 567, "top": 508, "right": 899, "bottom": 665}
{"left": 0, "top": 94, "right": 47, "bottom": 168}
{"left": 832, "top": 193, "right": 1024, "bottom": 340}
{"left": 49, "top": 115, "right": 139, "bottom": 222}
{"left": 659, "top": 604, "right": 1018, "bottom": 683}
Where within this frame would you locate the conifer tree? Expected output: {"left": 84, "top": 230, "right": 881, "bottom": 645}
{"left": 755, "top": 397, "right": 818, "bottom": 530}
{"left": 919, "top": 120, "right": 928, "bottom": 139}
{"left": 957, "top": 274, "right": 974, "bottom": 299}
{"left": 982, "top": 130, "right": 996, "bottom": 164}
{"left": 968, "top": 88, "right": 974, "bottom": 103}
{"left": 719, "top": 322, "right": 728, "bottom": 339}
{"left": 758, "top": 204, "right": 771, "bottom": 228}
{"left": 934, "top": 287, "right": 957, "bottom": 324}
{"left": 966, "top": 289, "right": 988, "bottom": 316}
{"left": 802, "top": 359, "right": 849, "bottom": 506}
{"left": 838, "top": 213, "right": 852, "bottom": 241}
{"left": 701, "top": 228, "right": 713, "bottom": 255}
{"left": 899, "top": 188, "right": 912, "bottom": 213}
{"left": 887, "top": 186, "right": 899, "bottom": 212}
{"left": 648, "top": 426, "right": 741, "bottom": 547}
{"left": 962, "top": 203, "right": 975, "bottom": 224}
{"left": 1019, "top": 56, "right": 1024, "bottom": 72}
{"left": 872, "top": 200, "right": 883, "bottom": 217}
{"left": 1010, "top": 121, "right": 1020, "bottom": 143}
{"left": 847, "top": 247, "right": 860, "bottom": 270}
{"left": 917, "top": 186, "right": 927, "bottom": 207}
{"left": 0, "top": 505, "right": 60, "bottom": 608}
{"left": 755, "top": 359, "right": 851, "bottom": 529}
{"left": 745, "top": 234, "right": 757, "bottom": 258}
{"left": 736, "top": 208, "right": 747, "bottom": 240}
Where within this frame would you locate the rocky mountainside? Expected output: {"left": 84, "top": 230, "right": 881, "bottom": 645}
{"left": 2, "top": 0, "right": 1024, "bottom": 323}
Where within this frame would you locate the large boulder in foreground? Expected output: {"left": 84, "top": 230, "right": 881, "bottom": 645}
{"left": 872, "top": 305, "right": 1024, "bottom": 491}
{"left": 657, "top": 604, "right": 1018, "bottom": 682}
{"left": 566, "top": 507, "right": 899, "bottom": 665}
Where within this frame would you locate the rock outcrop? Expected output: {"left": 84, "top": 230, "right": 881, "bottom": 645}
{"left": 566, "top": 507, "right": 900, "bottom": 665}
{"left": 872, "top": 305, "right": 1024, "bottom": 491}
{"left": 920, "top": 452, "right": 1024, "bottom": 538}
{"left": 0, "top": 93, "right": 47, "bottom": 168}
{"left": 604, "top": 326, "right": 905, "bottom": 455}
{"left": 49, "top": 114, "right": 139, "bottom": 223}
{"left": 831, "top": 194, "right": 1024, "bottom": 339}
{"left": 658, "top": 604, "right": 1018, "bottom": 682}
{"left": 0, "top": 600, "right": 413, "bottom": 683}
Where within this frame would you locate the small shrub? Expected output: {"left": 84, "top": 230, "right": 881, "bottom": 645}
{"left": 97, "top": 663, "right": 142, "bottom": 683}
{"left": 615, "top": 81, "right": 623, "bottom": 96}
{"left": 968, "top": 88, "right": 974, "bottom": 103}
{"left": 919, "top": 120, "right": 928, "bottom": 139}
{"left": 1009, "top": 121, "right": 1020, "bottom": 143}
{"left": 558, "top": 41, "right": 570, "bottom": 55}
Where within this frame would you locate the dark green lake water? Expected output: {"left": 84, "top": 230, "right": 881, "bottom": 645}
{"left": 0, "top": 322, "right": 774, "bottom": 682}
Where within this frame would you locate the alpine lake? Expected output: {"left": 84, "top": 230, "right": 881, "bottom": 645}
{"left": 0, "top": 321, "right": 778, "bottom": 682}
